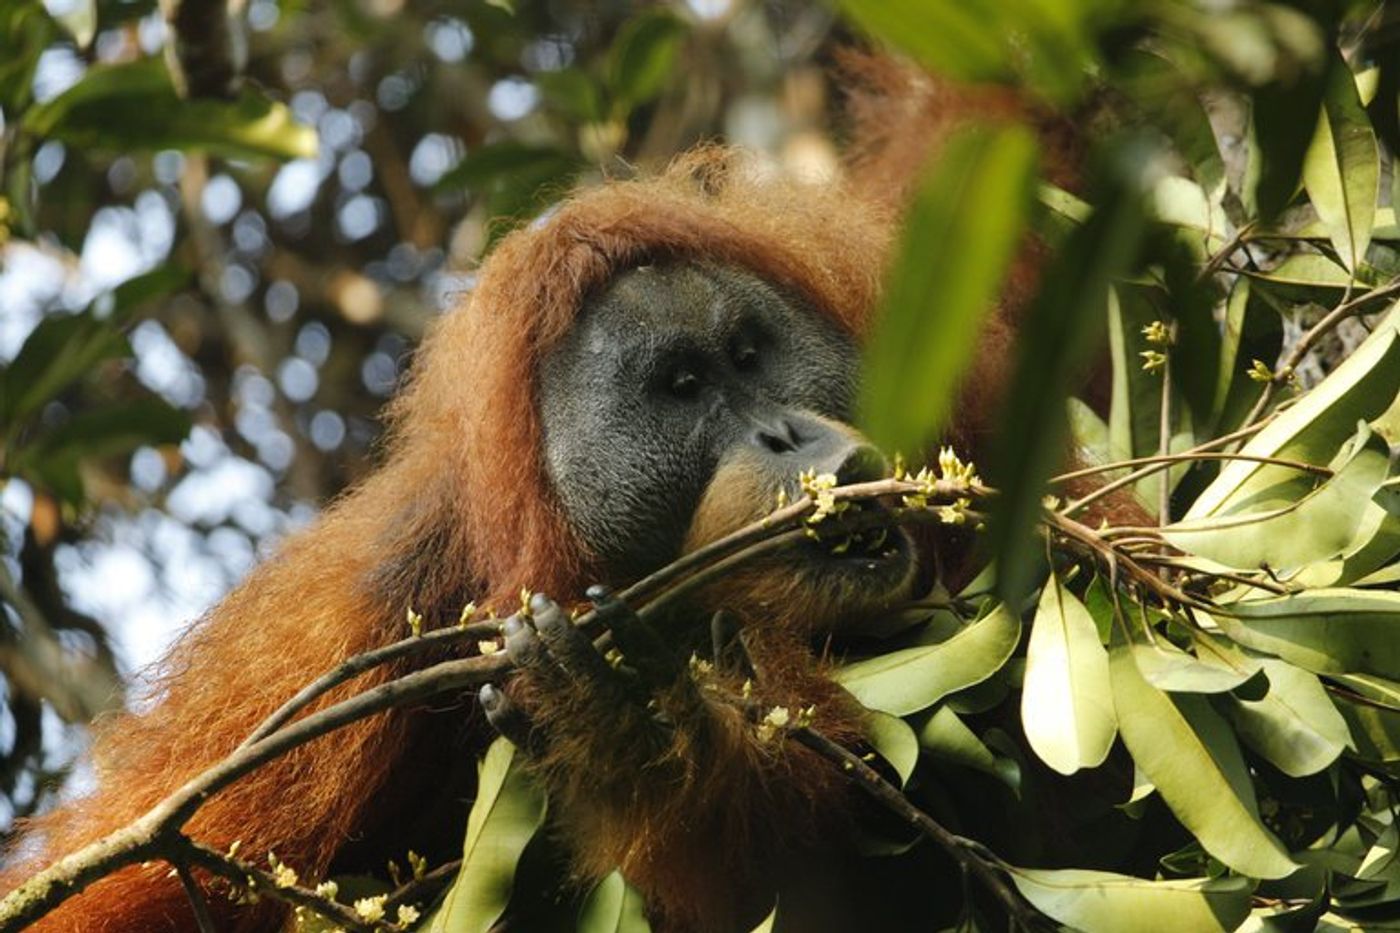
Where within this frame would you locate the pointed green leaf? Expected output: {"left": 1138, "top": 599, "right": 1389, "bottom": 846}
{"left": 1021, "top": 575, "right": 1116, "bottom": 774}
{"left": 836, "top": 602, "right": 1020, "bottom": 717}
{"left": 578, "top": 871, "right": 651, "bottom": 933}
{"left": 1302, "top": 56, "right": 1380, "bottom": 272}
{"left": 1228, "top": 659, "right": 1349, "bottom": 777}
{"left": 1131, "top": 639, "right": 1260, "bottom": 694}
{"left": 429, "top": 738, "right": 547, "bottom": 933}
{"left": 916, "top": 705, "right": 1020, "bottom": 791}
{"left": 1008, "top": 867, "right": 1253, "bottom": 933}
{"left": 1110, "top": 643, "right": 1297, "bottom": 879}
{"left": 858, "top": 123, "right": 1037, "bottom": 454}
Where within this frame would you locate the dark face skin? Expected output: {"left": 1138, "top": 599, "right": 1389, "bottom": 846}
{"left": 539, "top": 260, "right": 910, "bottom": 595}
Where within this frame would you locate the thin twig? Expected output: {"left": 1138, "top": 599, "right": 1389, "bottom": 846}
{"left": 242, "top": 620, "right": 500, "bottom": 747}
{"left": 383, "top": 859, "right": 461, "bottom": 914}
{"left": 1045, "top": 512, "right": 1212, "bottom": 612}
{"left": 0, "top": 654, "right": 504, "bottom": 931}
{"left": 1061, "top": 412, "right": 1281, "bottom": 517}
{"left": 1133, "top": 554, "right": 1292, "bottom": 595}
{"left": 1050, "top": 451, "right": 1331, "bottom": 486}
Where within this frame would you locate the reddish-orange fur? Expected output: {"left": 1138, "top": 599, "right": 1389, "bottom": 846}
{"left": 2, "top": 60, "right": 1137, "bottom": 932}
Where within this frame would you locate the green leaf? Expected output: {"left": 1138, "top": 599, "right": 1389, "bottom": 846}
{"left": 1210, "top": 589, "right": 1400, "bottom": 678}
{"left": 1294, "top": 477, "right": 1400, "bottom": 588}
{"left": 1228, "top": 659, "right": 1349, "bottom": 777}
{"left": 836, "top": 0, "right": 1011, "bottom": 85}
{"left": 1185, "top": 303, "right": 1400, "bottom": 521}
{"left": 1109, "top": 642, "right": 1297, "bottom": 879}
{"left": 1, "top": 313, "right": 127, "bottom": 424}
{"left": 1130, "top": 638, "right": 1261, "bottom": 694}
{"left": 1212, "top": 277, "right": 1283, "bottom": 434}
{"left": 433, "top": 141, "right": 580, "bottom": 220}
{"left": 1302, "top": 55, "right": 1381, "bottom": 273}
{"left": 606, "top": 9, "right": 686, "bottom": 109}
{"left": 1106, "top": 285, "right": 1169, "bottom": 512}
{"left": 1021, "top": 574, "right": 1116, "bottom": 775}
{"left": 1008, "top": 867, "right": 1253, "bottom": 933}
{"left": 989, "top": 140, "right": 1149, "bottom": 600}
{"left": 1330, "top": 674, "right": 1400, "bottom": 762}
{"left": 858, "top": 123, "right": 1037, "bottom": 455}
{"left": 1160, "top": 424, "right": 1390, "bottom": 572}
{"left": 577, "top": 871, "right": 651, "bottom": 933}
{"left": 24, "top": 58, "right": 316, "bottom": 160}
{"left": 1240, "top": 253, "right": 1360, "bottom": 294}
{"left": 915, "top": 705, "right": 1020, "bottom": 791}
{"left": 836, "top": 602, "right": 1021, "bottom": 717}
{"left": 0, "top": 2, "right": 59, "bottom": 115}
{"left": 1250, "top": 60, "right": 1330, "bottom": 221}
{"left": 51, "top": 0, "right": 95, "bottom": 47}
{"left": 14, "top": 397, "right": 189, "bottom": 463}
{"left": 863, "top": 710, "right": 918, "bottom": 786}
{"left": 537, "top": 69, "right": 606, "bottom": 124}
{"left": 429, "top": 738, "right": 547, "bottom": 933}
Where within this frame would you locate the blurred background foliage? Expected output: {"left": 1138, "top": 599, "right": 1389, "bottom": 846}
{"left": 0, "top": 0, "right": 849, "bottom": 837}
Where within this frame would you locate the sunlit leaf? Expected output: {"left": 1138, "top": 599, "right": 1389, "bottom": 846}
{"left": 578, "top": 871, "right": 651, "bottom": 933}
{"left": 1227, "top": 659, "right": 1349, "bottom": 777}
{"left": 1109, "top": 642, "right": 1297, "bottom": 879}
{"left": 747, "top": 904, "right": 777, "bottom": 933}
{"left": 1302, "top": 54, "right": 1380, "bottom": 273}
{"left": 858, "top": 122, "right": 1037, "bottom": 455}
{"left": 863, "top": 710, "right": 918, "bottom": 786}
{"left": 1021, "top": 574, "right": 1116, "bottom": 775}
{"left": 1210, "top": 589, "right": 1400, "bottom": 678}
{"left": 1333, "top": 680, "right": 1400, "bottom": 763}
{"left": 1130, "top": 637, "right": 1260, "bottom": 695}
{"left": 428, "top": 738, "right": 547, "bottom": 933}
{"left": 1008, "top": 866, "right": 1253, "bottom": 933}
{"left": 836, "top": 602, "right": 1020, "bottom": 717}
